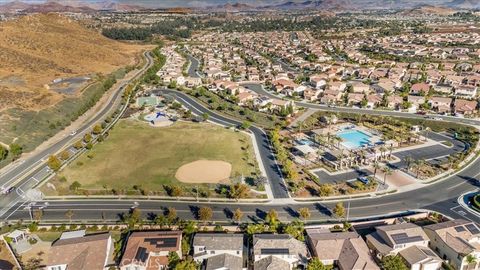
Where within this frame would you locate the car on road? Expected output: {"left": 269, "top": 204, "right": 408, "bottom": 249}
{"left": 70, "top": 130, "right": 77, "bottom": 136}
{"left": 1, "top": 186, "right": 15, "bottom": 195}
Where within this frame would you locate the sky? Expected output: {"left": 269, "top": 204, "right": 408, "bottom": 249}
{"left": 0, "top": 0, "right": 455, "bottom": 8}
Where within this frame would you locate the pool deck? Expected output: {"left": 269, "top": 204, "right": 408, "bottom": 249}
{"left": 310, "top": 131, "right": 466, "bottom": 185}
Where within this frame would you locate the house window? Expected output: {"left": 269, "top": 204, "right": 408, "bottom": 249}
{"left": 210, "top": 251, "right": 215, "bottom": 254}
{"left": 237, "top": 251, "right": 240, "bottom": 255}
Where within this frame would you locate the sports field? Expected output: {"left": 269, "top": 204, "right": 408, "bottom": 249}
{"left": 55, "top": 120, "right": 258, "bottom": 193}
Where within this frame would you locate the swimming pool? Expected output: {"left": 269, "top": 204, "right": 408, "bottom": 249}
{"left": 337, "top": 129, "right": 372, "bottom": 149}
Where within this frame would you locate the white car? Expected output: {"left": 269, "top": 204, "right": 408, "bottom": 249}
{"left": 70, "top": 130, "right": 77, "bottom": 136}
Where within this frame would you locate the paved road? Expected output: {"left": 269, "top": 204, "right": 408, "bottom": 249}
{"left": 0, "top": 52, "right": 154, "bottom": 217}
{"left": 3, "top": 153, "right": 480, "bottom": 223}
{"left": 153, "top": 89, "right": 289, "bottom": 199}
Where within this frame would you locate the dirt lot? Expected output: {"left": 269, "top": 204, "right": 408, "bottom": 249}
{"left": 175, "top": 160, "right": 232, "bottom": 183}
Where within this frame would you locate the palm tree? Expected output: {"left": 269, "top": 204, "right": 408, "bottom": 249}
{"left": 415, "top": 159, "right": 426, "bottom": 178}
{"left": 465, "top": 254, "right": 477, "bottom": 270}
{"left": 373, "top": 161, "right": 381, "bottom": 179}
{"left": 382, "top": 166, "right": 393, "bottom": 185}
{"left": 405, "top": 156, "right": 414, "bottom": 172}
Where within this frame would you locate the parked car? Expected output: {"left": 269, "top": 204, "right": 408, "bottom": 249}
{"left": 357, "top": 177, "right": 370, "bottom": 185}
{"left": 1, "top": 186, "right": 15, "bottom": 195}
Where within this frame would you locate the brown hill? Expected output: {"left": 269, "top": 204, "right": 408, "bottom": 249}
{"left": 0, "top": 13, "right": 148, "bottom": 112}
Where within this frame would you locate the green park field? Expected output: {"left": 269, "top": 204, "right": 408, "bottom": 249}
{"left": 45, "top": 119, "right": 258, "bottom": 195}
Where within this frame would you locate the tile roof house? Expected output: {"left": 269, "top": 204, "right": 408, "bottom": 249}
{"left": 454, "top": 99, "right": 478, "bottom": 116}
{"left": 366, "top": 223, "right": 431, "bottom": 258}
{"left": 253, "top": 234, "right": 308, "bottom": 270}
{"left": 46, "top": 231, "right": 114, "bottom": 270}
{"left": 429, "top": 97, "right": 453, "bottom": 114}
{"left": 424, "top": 219, "right": 480, "bottom": 270}
{"left": 119, "top": 231, "right": 182, "bottom": 270}
{"left": 306, "top": 229, "right": 379, "bottom": 270}
{"left": 398, "top": 245, "right": 442, "bottom": 270}
{"left": 192, "top": 233, "right": 245, "bottom": 270}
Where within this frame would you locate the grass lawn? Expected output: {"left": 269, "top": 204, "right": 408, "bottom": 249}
{"left": 51, "top": 120, "right": 258, "bottom": 194}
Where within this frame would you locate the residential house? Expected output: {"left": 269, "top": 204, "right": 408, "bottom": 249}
{"left": 407, "top": 95, "right": 426, "bottom": 112}
{"left": 120, "top": 231, "right": 182, "bottom": 270}
{"left": 348, "top": 93, "right": 365, "bottom": 106}
{"left": 310, "top": 75, "right": 328, "bottom": 89}
{"left": 306, "top": 229, "right": 379, "bottom": 270}
{"left": 410, "top": 83, "right": 431, "bottom": 96}
{"left": 351, "top": 81, "right": 371, "bottom": 94}
{"left": 428, "top": 97, "right": 453, "bottom": 114}
{"left": 424, "top": 219, "right": 480, "bottom": 270}
{"left": 367, "top": 223, "right": 430, "bottom": 255}
{"left": 398, "top": 245, "right": 443, "bottom": 270}
{"left": 366, "top": 94, "right": 383, "bottom": 109}
{"left": 304, "top": 88, "right": 323, "bottom": 102}
{"left": 193, "top": 233, "right": 245, "bottom": 270}
{"left": 253, "top": 234, "right": 308, "bottom": 270}
{"left": 46, "top": 231, "right": 113, "bottom": 270}
{"left": 387, "top": 95, "right": 404, "bottom": 110}
{"left": 454, "top": 99, "right": 478, "bottom": 116}
{"left": 455, "top": 85, "right": 478, "bottom": 99}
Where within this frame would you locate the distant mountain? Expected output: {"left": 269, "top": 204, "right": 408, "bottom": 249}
{"left": 0, "top": 0, "right": 144, "bottom": 13}
{"left": 446, "top": 0, "right": 480, "bottom": 9}
{"left": 399, "top": 5, "right": 457, "bottom": 15}
{"left": 22, "top": 2, "right": 96, "bottom": 13}
{"left": 0, "top": 1, "right": 30, "bottom": 13}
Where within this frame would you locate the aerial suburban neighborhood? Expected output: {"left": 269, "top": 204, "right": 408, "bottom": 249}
{"left": 1, "top": 0, "right": 480, "bottom": 269}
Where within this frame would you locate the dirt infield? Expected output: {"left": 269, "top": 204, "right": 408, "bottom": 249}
{"left": 175, "top": 160, "right": 232, "bottom": 183}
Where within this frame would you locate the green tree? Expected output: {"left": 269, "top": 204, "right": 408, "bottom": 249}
{"left": 307, "top": 258, "right": 328, "bottom": 270}
{"left": 333, "top": 202, "right": 345, "bottom": 218}
{"left": 73, "top": 140, "right": 83, "bottom": 149}
{"left": 83, "top": 133, "right": 92, "bottom": 143}
{"left": 381, "top": 255, "right": 408, "bottom": 270}
{"left": 202, "top": 112, "right": 209, "bottom": 121}
{"left": 283, "top": 220, "right": 305, "bottom": 241}
{"left": 65, "top": 210, "right": 74, "bottom": 223}
{"left": 168, "top": 251, "right": 180, "bottom": 269}
{"left": 167, "top": 207, "right": 178, "bottom": 225}
{"left": 198, "top": 206, "right": 213, "bottom": 224}
{"left": 59, "top": 150, "right": 70, "bottom": 161}
{"left": 124, "top": 208, "right": 142, "bottom": 229}
{"left": 0, "top": 145, "right": 8, "bottom": 161}
{"left": 298, "top": 207, "right": 311, "bottom": 222}
{"left": 229, "top": 183, "right": 250, "bottom": 200}
{"left": 265, "top": 209, "right": 279, "bottom": 230}
{"left": 233, "top": 208, "right": 244, "bottom": 224}
{"left": 174, "top": 258, "right": 197, "bottom": 270}
{"left": 69, "top": 181, "right": 82, "bottom": 192}
{"left": 92, "top": 124, "right": 103, "bottom": 135}
{"left": 47, "top": 155, "right": 62, "bottom": 171}
{"left": 240, "top": 121, "right": 251, "bottom": 130}
{"left": 9, "top": 143, "right": 22, "bottom": 159}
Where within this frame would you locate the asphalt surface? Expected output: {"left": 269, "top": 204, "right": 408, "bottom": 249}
{"left": 0, "top": 52, "right": 154, "bottom": 218}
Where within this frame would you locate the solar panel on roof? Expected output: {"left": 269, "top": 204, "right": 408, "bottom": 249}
{"left": 391, "top": 233, "right": 424, "bottom": 244}
{"left": 465, "top": 224, "right": 480, "bottom": 235}
{"left": 261, "top": 248, "right": 289, "bottom": 255}
{"left": 145, "top": 237, "right": 178, "bottom": 248}
{"left": 135, "top": 247, "right": 149, "bottom": 263}
{"left": 423, "top": 249, "right": 437, "bottom": 257}
{"left": 454, "top": 226, "right": 466, "bottom": 233}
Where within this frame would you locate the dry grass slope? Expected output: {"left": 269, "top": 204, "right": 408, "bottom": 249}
{"left": 0, "top": 13, "right": 147, "bottom": 112}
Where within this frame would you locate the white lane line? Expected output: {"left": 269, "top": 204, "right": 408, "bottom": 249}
{"left": 3, "top": 200, "right": 27, "bottom": 220}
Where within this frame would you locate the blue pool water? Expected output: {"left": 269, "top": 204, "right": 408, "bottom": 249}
{"left": 337, "top": 130, "right": 372, "bottom": 149}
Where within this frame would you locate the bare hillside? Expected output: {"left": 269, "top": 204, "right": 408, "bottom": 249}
{"left": 0, "top": 13, "right": 148, "bottom": 112}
